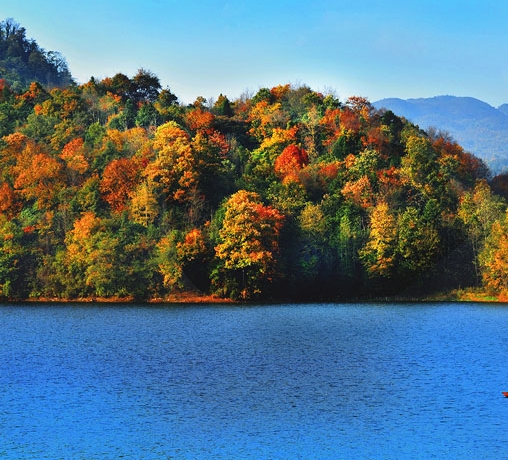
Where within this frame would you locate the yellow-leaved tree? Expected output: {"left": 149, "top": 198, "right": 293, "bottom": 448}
{"left": 479, "top": 209, "right": 508, "bottom": 299}
{"left": 213, "top": 190, "right": 284, "bottom": 299}
{"left": 360, "top": 200, "right": 398, "bottom": 279}
{"left": 144, "top": 121, "right": 198, "bottom": 203}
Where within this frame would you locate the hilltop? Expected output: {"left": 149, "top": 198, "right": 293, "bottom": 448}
{"left": 0, "top": 18, "right": 74, "bottom": 90}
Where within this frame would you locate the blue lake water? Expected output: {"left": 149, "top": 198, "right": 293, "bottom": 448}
{"left": 1, "top": 302, "right": 507, "bottom": 459}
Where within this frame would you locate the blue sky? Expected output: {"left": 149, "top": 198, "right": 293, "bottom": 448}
{"left": 2, "top": 0, "right": 508, "bottom": 106}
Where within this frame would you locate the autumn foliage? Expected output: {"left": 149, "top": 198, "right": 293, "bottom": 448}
{"left": 274, "top": 144, "right": 308, "bottom": 183}
{"left": 0, "top": 47, "right": 506, "bottom": 301}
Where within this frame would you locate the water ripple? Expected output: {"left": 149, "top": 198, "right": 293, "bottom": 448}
{"left": 0, "top": 302, "right": 507, "bottom": 458}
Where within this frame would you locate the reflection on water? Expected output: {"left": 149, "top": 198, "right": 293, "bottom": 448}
{"left": 0, "top": 302, "right": 507, "bottom": 459}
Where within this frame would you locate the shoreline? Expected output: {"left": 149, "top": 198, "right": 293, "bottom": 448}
{"left": 17, "top": 292, "right": 237, "bottom": 304}
{"left": 7, "top": 290, "right": 506, "bottom": 305}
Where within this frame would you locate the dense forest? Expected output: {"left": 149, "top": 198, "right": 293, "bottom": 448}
{"left": 1, "top": 20, "right": 507, "bottom": 301}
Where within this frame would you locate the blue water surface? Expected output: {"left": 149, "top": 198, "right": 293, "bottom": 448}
{"left": 0, "top": 302, "right": 507, "bottom": 459}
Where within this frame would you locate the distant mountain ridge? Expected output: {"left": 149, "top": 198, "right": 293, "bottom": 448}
{"left": 373, "top": 96, "right": 508, "bottom": 174}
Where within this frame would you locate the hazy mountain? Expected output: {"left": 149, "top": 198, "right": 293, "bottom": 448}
{"left": 373, "top": 96, "right": 508, "bottom": 174}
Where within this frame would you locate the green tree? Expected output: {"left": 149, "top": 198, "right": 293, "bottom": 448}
{"left": 131, "top": 68, "right": 161, "bottom": 103}
{"left": 458, "top": 180, "right": 506, "bottom": 283}
{"left": 64, "top": 212, "right": 152, "bottom": 298}
{"left": 135, "top": 102, "right": 159, "bottom": 128}
{"left": 291, "top": 202, "right": 329, "bottom": 296}
{"left": 0, "top": 216, "right": 32, "bottom": 298}
{"left": 213, "top": 94, "right": 233, "bottom": 117}
{"left": 396, "top": 206, "right": 441, "bottom": 286}
{"left": 154, "top": 87, "right": 180, "bottom": 122}
{"left": 155, "top": 230, "right": 184, "bottom": 292}
{"left": 400, "top": 132, "right": 441, "bottom": 200}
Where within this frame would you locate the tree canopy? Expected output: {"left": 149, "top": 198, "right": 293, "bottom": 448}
{"left": 0, "top": 20, "right": 507, "bottom": 301}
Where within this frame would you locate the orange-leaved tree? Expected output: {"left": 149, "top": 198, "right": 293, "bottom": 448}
{"left": 100, "top": 157, "right": 140, "bottom": 213}
{"left": 60, "top": 137, "right": 89, "bottom": 185}
{"left": 13, "top": 142, "right": 63, "bottom": 208}
{"left": 274, "top": 144, "right": 308, "bottom": 184}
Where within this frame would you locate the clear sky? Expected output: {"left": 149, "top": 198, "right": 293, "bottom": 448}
{"left": 2, "top": 0, "right": 508, "bottom": 106}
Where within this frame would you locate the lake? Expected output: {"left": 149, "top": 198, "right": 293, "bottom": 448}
{"left": 0, "top": 302, "right": 507, "bottom": 459}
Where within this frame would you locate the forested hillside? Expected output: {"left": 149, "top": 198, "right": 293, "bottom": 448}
{"left": 0, "top": 19, "right": 74, "bottom": 91}
{"left": 1, "top": 22, "right": 507, "bottom": 301}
